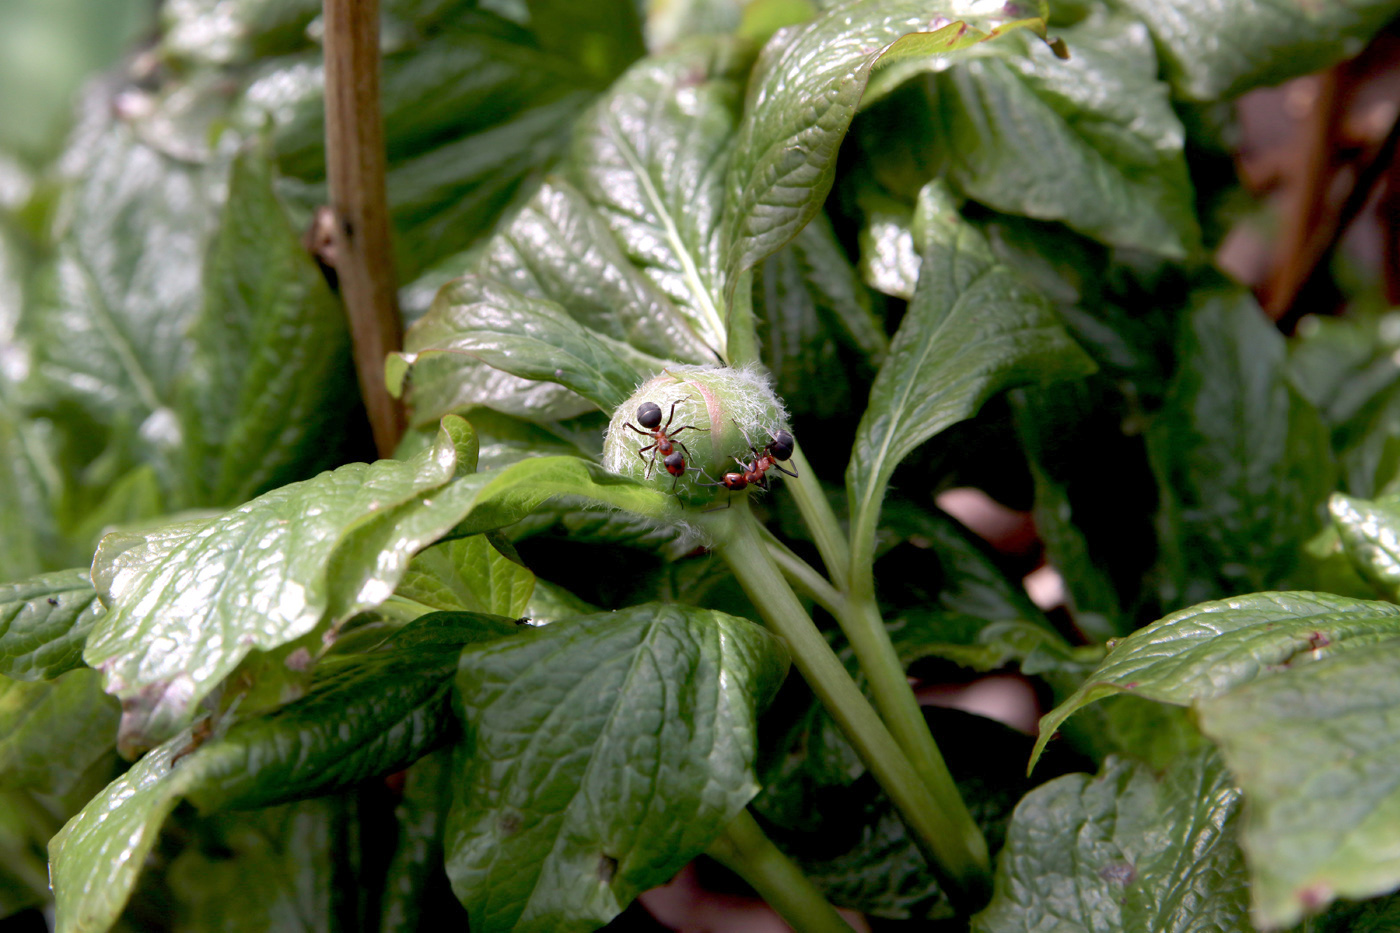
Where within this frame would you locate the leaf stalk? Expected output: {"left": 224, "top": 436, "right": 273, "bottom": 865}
{"left": 706, "top": 809, "right": 856, "bottom": 933}
{"left": 704, "top": 499, "right": 989, "bottom": 901}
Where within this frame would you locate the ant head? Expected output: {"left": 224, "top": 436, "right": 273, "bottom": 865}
{"left": 768, "top": 430, "right": 794, "bottom": 461}
{"left": 636, "top": 400, "right": 663, "bottom": 429}
{"left": 663, "top": 451, "right": 686, "bottom": 476}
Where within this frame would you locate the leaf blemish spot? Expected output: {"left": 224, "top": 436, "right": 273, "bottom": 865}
{"left": 498, "top": 814, "right": 521, "bottom": 835}
{"left": 47, "top": 597, "right": 58, "bottom": 606}
{"left": 1098, "top": 861, "right": 1135, "bottom": 886}
{"left": 598, "top": 854, "right": 618, "bottom": 884}
{"left": 1299, "top": 883, "right": 1332, "bottom": 910}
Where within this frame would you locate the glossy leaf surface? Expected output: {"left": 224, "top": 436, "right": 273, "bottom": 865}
{"left": 1113, "top": 0, "right": 1400, "bottom": 100}
{"left": 478, "top": 179, "right": 717, "bottom": 363}
{"left": 30, "top": 117, "right": 220, "bottom": 477}
{"left": 1034, "top": 590, "right": 1400, "bottom": 763}
{"left": 1330, "top": 492, "right": 1400, "bottom": 601}
{"left": 85, "top": 419, "right": 476, "bottom": 753}
{"left": 723, "top": 0, "right": 1047, "bottom": 293}
{"left": 50, "top": 610, "right": 509, "bottom": 933}
{"left": 392, "top": 275, "right": 644, "bottom": 414}
{"left": 568, "top": 38, "right": 747, "bottom": 358}
{"left": 1197, "top": 642, "right": 1400, "bottom": 928}
{"left": 0, "top": 670, "right": 118, "bottom": 796}
{"left": 1148, "top": 290, "right": 1335, "bottom": 608}
{"left": 396, "top": 535, "right": 536, "bottom": 619}
{"left": 973, "top": 752, "right": 1249, "bottom": 932}
{"left": 445, "top": 603, "right": 788, "bottom": 932}
{"left": 178, "top": 144, "right": 357, "bottom": 508}
{"left": 0, "top": 569, "right": 103, "bottom": 680}
{"left": 931, "top": 12, "right": 1199, "bottom": 257}
{"left": 847, "top": 182, "right": 1094, "bottom": 567}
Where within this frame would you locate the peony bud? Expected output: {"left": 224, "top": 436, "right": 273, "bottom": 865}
{"left": 603, "top": 366, "right": 792, "bottom": 507}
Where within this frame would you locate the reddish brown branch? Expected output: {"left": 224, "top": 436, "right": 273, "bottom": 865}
{"left": 323, "top": 0, "right": 406, "bottom": 458}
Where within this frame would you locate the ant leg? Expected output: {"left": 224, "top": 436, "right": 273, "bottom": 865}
{"left": 635, "top": 443, "right": 658, "bottom": 478}
{"left": 661, "top": 399, "right": 682, "bottom": 433}
{"left": 669, "top": 423, "right": 708, "bottom": 438}
{"left": 676, "top": 439, "right": 695, "bottom": 462}
{"left": 702, "top": 493, "right": 733, "bottom": 513}
{"left": 772, "top": 462, "right": 799, "bottom": 478}
{"left": 624, "top": 421, "right": 651, "bottom": 437}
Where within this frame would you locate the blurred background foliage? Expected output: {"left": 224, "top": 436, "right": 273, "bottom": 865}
{"left": 0, "top": 0, "right": 153, "bottom": 164}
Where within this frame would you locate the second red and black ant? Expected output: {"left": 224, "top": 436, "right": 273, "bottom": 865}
{"left": 699, "top": 429, "right": 798, "bottom": 509}
{"left": 624, "top": 398, "right": 708, "bottom": 490}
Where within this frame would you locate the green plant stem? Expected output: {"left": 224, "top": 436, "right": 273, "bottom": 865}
{"left": 780, "top": 449, "right": 986, "bottom": 877}
{"left": 706, "top": 810, "right": 856, "bottom": 933}
{"left": 759, "top": 527, "right": 845, "bottom": 618}
{"left": 725, "top": 269, "right": 762, "bottom": 366}
{"left": 784, "top": 445, "right": 851, "bottom": 591}
{"left": 837, "top": 569, "right": 987, "bottom": 876}
{"left": 705, "top": 499, "right": 988, "bottom": 901}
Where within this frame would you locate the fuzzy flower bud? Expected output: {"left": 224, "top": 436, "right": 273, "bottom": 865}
{"left": 604, "top": 365, "right": 792, "bottom": 507}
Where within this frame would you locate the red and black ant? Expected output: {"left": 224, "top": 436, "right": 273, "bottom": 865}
{"left": 699, "top": 429, "right": 798, "bottom": 508}
{"left": 624, "top": 399, "right": 708, "bottom": 490}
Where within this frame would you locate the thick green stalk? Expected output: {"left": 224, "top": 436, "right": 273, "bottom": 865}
{"left": 837, "top": 569, "right": 987, "bottom": 877}
{"left": 703, "top": 500, "right": 988, "bottom": 899}
{"left": 759, "top": 526, "right": 845, "bottom": 618}
{"left": 724, "top": 269, "right": 762, "bottom": 366}
{"left": 784, "top": 444, "right": 851, "bottom": 591}
{"left": 707, "top": 810, "right": 856, "bottom": 933}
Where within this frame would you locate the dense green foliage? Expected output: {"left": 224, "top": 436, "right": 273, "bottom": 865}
{"left": 5, "top": 0, "right": 1400, "bottom": 930}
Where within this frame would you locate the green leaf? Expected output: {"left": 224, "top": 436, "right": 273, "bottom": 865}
{"left": 524, "top": 0, "right": 645, "bottom": 84}
{"left": 0, "top": 670, "right": 119, "bottom": 796}
{"left": 383, "top": 91, "right": 594, "bottom": 282}
{"left": 754, "top": 221, "right": 863, "bottom": 419}
{"left": 390, "top": 349, "right": 599, "bottom": 429}
{"left": 880, "top": 500, "right": 1054, "bottom": 639}
{"left": 445, "top": 603, "right": 789, "bottom": 932}
{"left": 184, "top": 611, "right": 518, "bottom": 812}
{"left": 178, "top": 143, "right": 357, "bottom": 508}
{"left": 84, "top": 418, "right": 478, "bottom": 754}
{"left": 444, "top": 454, "right": 681, "bottom": 537}
{"left": 50, "top": 734, "right": 196, "bottom": 933}
{"left": 28, "top": 118, "right": 220, "bottom": 490}
{"left": 756, "top": 212, "right": 888, "bottom": 414}
{"left": 856, "top": 189, "right": 919, "bottom": 301}
{"left": 722, "top": 0, "right": 1047, "bottom": 292}
{"left": 396, "top": 535, "right": 536, "bottom": 618}
{"left": 568, "top": 38, "right": 751, "bottom": 360}
{"left": 380, "top": 750, "right": 455, "bottom": 933}
{"left": 0, "top": 789, "right": 54, "bottom": 918}
{"left": 846, "top": 181, "right": 1095, "bottom": 570}
{"left": 0, "top": 568, "right": 103, "bottom": 680}
{"left": 1147, "top": 290, "right": 1336, "bottom": 608}
{"left": 164, "top": 799, "right": 349, "bottom": 933}
{"left": 972, "top": 751, "right": 1250, "bottom": 933}
{"left": 50, "top": 610, "right": 510, "bottom": 933}
{"left": 266, "top": 12, "right": 585, "bottom": 176}
{"left": 1195, "top": 642, "right": 1400, "bottom": 928}
{"left": 391, "top": 275, "right": 645, "bottom": 414}
{"left": 0, "top": 404, "right": 56, "bottom": 582}
{"left": 1111, "top": 0, "right": 1400, "bottom": 101}
{"left": 1012, "top": 383, "right": 1129, "bottom": 639}
{"left": 478, "top": 179, "right": 718, "bottom": 363}
{"left": 161, "top": 0, "right": 320, "bottom": 65}
{"left": 1331, "top": 492, "right": 1400, "bottom": 600}
{"left": 1033, "top": 591, "right": 1400, "bottom": 767}
{"left": 930, "top": 11, "right": 1200, "bottom": 257}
